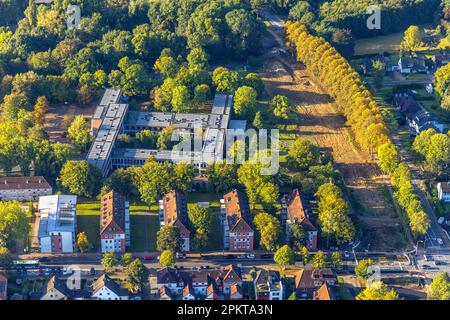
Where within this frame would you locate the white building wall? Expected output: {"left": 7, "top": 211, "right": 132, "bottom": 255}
{"left": 101, "top": 234, "right": 125, "bottom": 253}
{"left": 0, "top": 187, "right": 52, "bottom": 202}
{"left": 40, "top": 236, "right": 51, "bottom": 253}
{"left": 92, "top": 287, "right": 129, "bottom": 300}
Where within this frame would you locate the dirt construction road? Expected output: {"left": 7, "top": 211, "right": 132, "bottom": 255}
{"left": 259, "top": 18, "right": 409, "bottom": 250}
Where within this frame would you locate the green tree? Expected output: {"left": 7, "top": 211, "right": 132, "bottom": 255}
{"left": 67, "top": 115, "right": 90, "bottom": 150}
{"left": 33, "top": 96, "right": 48, "bottom": 127}
{"left": 355, "top": 259, "right": 374, "bottom": 280}
{"left": 157, "top": 225, "right": 182, "bottom": 253}
{"left": 288, "top": 137, "right": 319, "bottom": 169}
{"left": 101, "top": 252, "right": 119, "bottom": 271}
{"left": 313, "top": 250, "right": 327, "bottom": 269}
{"left": 207, "top": 163, "right": 238, "bottom": 193}
{"left": 300, "top": 246, "right": 311, "bottom": 265}
{"left": 154, "top": 54, "right": 178, "bottom": 78}
{"left": 400, "top": 25, "right": 422, "bottom": 52}
{"left": 0, "top": 247, "right": 12, "bottom": 266}
{"left": 244, "top": 73, "right": 264, "bottom": 97}
{"left": 274, "top": 245, "right": 296, "bottom": 270}
{"left": 212, "top": 67, "right": 239, "bottom": 92}
{"left": 238, "top": 161, "right": 279, "bottom": 210}
{"left": 76, "top": 232, "right": 92, "bottom": 253}
{"left": 330, "top": 252, "right": 343, "bottom": 269}
{"left": 372, "top": 60, "right": 386, "bottom": 88}
{"left": 428, "top": 272, "right": 450, "bottom": 300}
{"left": 171, "top": 85, "right": 191, "bottom": 113}
{"left": 59, "top": 160, "right": 102, "bottom": 198}
{"left": 121, "top": 253, "right": 134, "bottom": 267}
{"left": 125, "top": 258, "right": 149, "bottom": 293}
{"left": 271, "top": 95, "right": 292, "bottom": 119}
{"left": 159, "top": 249, "right": 176, "bottom": 267}
{"left": 356, "top": 282, "right": 399, "bottom": 300}
{"left": 289, "top": 224, "right": 306, "bottom": 249}
{"left": 252, "top": 111, "right": 264, "bottom": 129}
{"left": 0, "top": 201, "right": 30, "bottom": 250}
{"left": 188, "top": 204, "right": 210, "bottom": 232}
{"left": 234, "top": 86, "right": 257, "bottom": 119}
{"left": 378, "top": 142, "right": 400, "bottom": 174}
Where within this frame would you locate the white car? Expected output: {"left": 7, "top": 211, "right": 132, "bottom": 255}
{"left": 437, "top": 238, "right": 444, "bottom": 245}
{"left": 246, "top": 254, "right": 255, "bottom": 259}
{"left": 344, "top": 251, "right": 350, "bottom": 258}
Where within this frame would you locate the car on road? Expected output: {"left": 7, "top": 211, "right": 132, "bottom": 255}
{"left": 436, "top": 238, "right": 444, "bottom": 245}
{"left": 143, "top": 255, "right": 153, "bottom": 261}
{"left": 237, "top": 254, "right": 246, "bottom": 259}
{"left": 90, "top": 267, "right": 96, "bottom": 276}
{"left": 39, "top": 257, "right": 49, "bottom": 262}
{"left": 260, "top": 254, "right": 272, "bottom": 259}
{"left": 176, "top": 253, "right": 186, "bottom": 259}
{"left": 438, "top": 217, "right": 446, "bottom": 225}
{"left": 246, "top": 254, "right": 255, "bottom": 259}
{"left": 344, "top": 251, "right": 350, "bottom": 259}
{"left": 224, "top": 254, "right": 235, "bottom": 260}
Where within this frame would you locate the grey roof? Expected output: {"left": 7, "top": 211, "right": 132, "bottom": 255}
{"left": 125, "top": 111, "right": 173, "bottom": 128}
{"left": 38, "top": 195, "right": 77, "bottom": 238}
{"left": 87, "top": 103, "right": 129, "bottom": 175}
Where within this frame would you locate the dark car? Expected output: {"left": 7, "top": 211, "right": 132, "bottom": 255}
{"left": 260, "top": 254, "right": 272, "bottom": 259}
{"left": 39, "top": 257, "right": 49, "bottom": 263}
{"left": 225, "top": 254, "right": 235, "bottom": 260}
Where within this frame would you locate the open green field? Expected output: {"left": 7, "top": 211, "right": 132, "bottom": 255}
{"left": 76, "top": 199, "right": 159, "bottom": 252}
{"left": 354, "top": 32, "right": 404, "bottom": 56}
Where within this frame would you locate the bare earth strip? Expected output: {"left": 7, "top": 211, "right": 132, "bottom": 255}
{"left": 261, "top": 59, "right": 408, "bottom": 251}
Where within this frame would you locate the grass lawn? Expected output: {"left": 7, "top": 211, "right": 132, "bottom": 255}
{"left": 76, "top": 199, "right": 159, "bottom": 252}
{"left": 76, "top": 193, "right": 225, "bottom": 252}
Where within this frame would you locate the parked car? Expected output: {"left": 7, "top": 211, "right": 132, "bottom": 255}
{"left": 260, "top": 254, "right": 272, "bottom": 259}
{"left": 176, "top": 253, "right": 186, "bottom": 259}
{"left": 90, "top": 267, "right": 96, "bottom": 276}
{"left": 438, "top": 217, "right": 446, "bottom": 225}
{"left": 143, "top": 256, "right": 153, "bottom": 261}
{"left": 237, "top": 254, "right": 246, "bottom": 259}
{"left": 224, "top": 254, "right": 235, "bottom": 260}
{"left": 246, "top": 254, "right": 255, "bottom": 259}
{"left": 436, "top": 238, "right": 444, "bottom": 245}
{"left": 39, "top": 257, "right": 49, "bottom": 263}
{"left": 344, "top": 251, "right": 350, "bottom": 259}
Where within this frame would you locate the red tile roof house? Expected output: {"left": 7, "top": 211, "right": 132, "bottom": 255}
{"left": 294, "top": 268, "right": 337, "bottom": 300}
{"left": 282, "top": 189, "right": 318, "bottom": 251}
{"left": 159, "top": 190, "right": 191, "bottom": 252}
{"left": 0, "top": 274, "right": 7, "bottom": 300}
{"left": 100, "top": 191, "right": 130, "bottom": 253}
{"left": 221, "top": 189, "right": 254, "bottom": 251}
{"left": 156, "top": 265, "right": 243, "bottom": 300}
{"left": 0, "top": 176, "right": 52, "bottom": 202}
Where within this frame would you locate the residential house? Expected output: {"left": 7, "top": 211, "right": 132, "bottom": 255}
{"left": 283, "top": 189, "right": 318, "bottom": 251}
{"left": 398, "top": 56, "right": 426, "bottom": 74}
{"left": 0, "top": 176, "right": 52, "bottom": 201}
{"left": 0, "top": 274, "right": 7, "bottom": 300}
{"left": 38, "top": 195, "right": 77, "bottom": 253}
{"left": 294, "top": 268, "right": 337, "bottom": 300}
{"left": 437, "top": 182, "right": 450, "bottom": 203}
{"left": 159, "top": 286, "right": 173, "bottom": 300}
{"left": 406, "top": 110, "right": 445, "bottom": 135}
{"left": 100, "top": 191, "right": 130, "bottom": 253}
{"left": 221, "top": 189, "right": 254, "bottom": 251}
{"left": 393, "top": 93, "right": 445, "bottom": 135}
{"left": 40, "top": 276, "right": 74, "bottom": 300}
{"left": 156, "top": 265, "right": 243, "bottom": 300}
{"left": 254, "top": 269, "right": 283, "bottom": 300}
{"left": 313, "top": 282, "right": 338, "bottom": 300}
{"left": 159, "top": 190, "right": 191, "bottom": 252}
{"left": 206, "top": 283, "right": 224, "bottom": 300}
{"left": 182, "top": 284, "right": 196, "bottom": 300}
{"left": 91, "top": 274, "right": 129, "bottom": 300}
